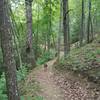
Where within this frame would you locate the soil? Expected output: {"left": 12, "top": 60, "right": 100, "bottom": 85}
{"left": 26, "top": 58, "right": 100, "bottom": 100}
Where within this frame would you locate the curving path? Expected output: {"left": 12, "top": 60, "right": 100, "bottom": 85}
{"left": 34, "top": 59, "right": 64, "bottom": 100}
{"left": 26, "top": 56, "right": 100, "bottom": 100}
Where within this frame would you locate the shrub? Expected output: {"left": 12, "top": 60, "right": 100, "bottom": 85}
{"left": 0, "top": 65, "right": 28, "bottom": 100}
{"left": 37, "top": 50, "right": 56, "bottom": 65}
{"left": 17, "top": 64, "right": 28, "bottom": 81}
{"left": 0, "top": 73, "right": 7, "bottom": 100}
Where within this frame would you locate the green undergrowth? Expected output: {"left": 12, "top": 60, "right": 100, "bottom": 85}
{"left": 0, "top": 64, "right": 28, "bottom": 100}
{"left": 19, "top": 49, "right": 56, "bottom": 100}
{"left": 55, "top": 37, "right": 100, "bottom": 84}
{"left": 0, "top": 74, "right": 7, "bottom": 100}
{"left": 37, "top": 49, "right": 56, "bottom": 65}
{"left": 18, "top": 69, "right": 42, "bottom": 100}
{"left": 19, "top": 81, "right": 42, "bottom": 100}
{"left": 0, "top": 64, "right": 43, "bottom": 100}
{"left": 33, "top": 96, "right": 44, "bottom": 100}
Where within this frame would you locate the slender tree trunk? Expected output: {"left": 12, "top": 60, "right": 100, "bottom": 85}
{"left": 47, "top": 22, "right": 50, "bottom": 52}
{"left": 51, "top": 33, "right": 56, "bottom": 49}
{"left": 57, "top": 0, "right": 62, "bottom": 61}
{"left": 87, "top": 0, "right": 91, "bottom": 43}
{"left": 63, "top": 0, "right": 69, "bottom": 58}
{"left": 25, "top": 0, "right": 35, "bottom": 67}
{"left": 10, "top": 9, "right": 22, "bottom": 68}
{"left": 44, "top": 33, "right": 47, "bottom": 52}
{"left": 93, "top": 11, "right": 97, "bottom": 33}
{"left": 80, "top": 0, "right": 85, "bottom": 46}
{"left": 0, "top": 0, "right": 20, "bottom": 100}
{"left": 90, "top": 17, "right": 94, "bottom": 41}
{"left": 47, "top": 0, "right": 52, "bottom": 52}
{"left": 35, "top": 4, "right": 39, "bottom": 60}
{"left": 11, "top": 25, "right": 22, "bottom": 68}
{"left": 66, "top": 0, "right": 70, "bottom": 52}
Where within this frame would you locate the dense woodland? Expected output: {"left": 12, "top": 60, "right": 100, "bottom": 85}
{"left": 0, "top": 0, "right": 100, "bottom": 100}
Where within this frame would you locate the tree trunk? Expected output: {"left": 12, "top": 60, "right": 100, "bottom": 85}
{"left": 10, "top": 9, "right": 22, "bottom": 68}
{"left": 47, "top": 0, "right": 52, "bottom": 52}
{"left": 57, "top": 0, "right": 62, "bottom": 61}
{"left": 25, "top": 0, "right": 35, "bottom": 67}
{"left": 87, "top": 0, "right": 91, "bottom": 43}
{"left": 80, "top": 0, "right": 85, "bottom": 46}
{"left": 66, "top": 0, "right": 70, "bottom": 52}
{"left": 0, "top": 0, "right": 20, "bottom": 100}
{"left": 63, "top": 0, "right": 70, "bottom": 58}
{"left": 90, "top": 17, "right": 94, "bottom": 41}
{"left": 35, "top": 4, "right": 39, "bottom": 60}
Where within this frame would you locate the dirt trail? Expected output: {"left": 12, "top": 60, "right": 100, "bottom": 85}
{"left": 26, "top": 53, "right": 100, "bottom": 100}
{"left": 34, "top": 59, "right": 64, "bottom": 100}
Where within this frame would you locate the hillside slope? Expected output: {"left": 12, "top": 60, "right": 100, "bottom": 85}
{"left": 55, "top": 36, "right": 100, "bottom": 84}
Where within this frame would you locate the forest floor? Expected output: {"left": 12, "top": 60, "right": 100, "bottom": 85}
{"left": 33, "top": 59, "right": 64, "bottom": 100}
{"left": 22, "top": 36, "right": 100, "bottom": 100}
{"left": 24, "top": 59, "right": 100, "bottom": 100}
{"left": 23, "top": 58, "right": 64, "bottom": 100}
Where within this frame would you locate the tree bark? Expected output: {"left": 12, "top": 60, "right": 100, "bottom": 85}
{"left": 25, "top": 0, "right": 35, "bottom": 67}
{"left": 66, "top": 0, "right": 70, "bottom": 52}
{"left": 87, "top": 0, "right": 91, "bottom": 43}
{"left": 63, "top": 0, "right": 70, "bottom": 58}
{"left": 90, "top": 17, "right": 94, "bottom": 41}
{"left": 80, "top": 0, "right": 85, "bottom": 46}
{"left": 57, "top": 0, "right": 62, "bottom": 61}
{"left": 0, "top": 0, "right": 20, "bottom": 100}
{"left": 35, "top": 4, "right": 39, "bottom": 60}
{"left": 47, "top": 0, "right": 52, "bottom": 52}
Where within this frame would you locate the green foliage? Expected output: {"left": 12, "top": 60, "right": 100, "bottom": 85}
{"left": 0, "top": 73, "right": 7, "bottom": 100}
{"left": 17, "top": 64, "right": 28, "bottom": 81}
{"left": 71, "top": 32, "right": 79, "bottom": 43}
{"left": 0, "top": 65, "right": 28, "bottom": 100}
{"left": 0, "top": 0, "right": 100, "bottom": 98}
{"left": 33, "top": 96, "right": 44, "bottom": 100}
{"left": 20, "top": 96, "right": 32, "bottom": 100}
{"left": 37, "top": 50, "right": 56, "bottom": 65}
{"left": 0, "top": 49, "right": 3, "bottom": 76}
{"left": 19, "top": 79, "right": 41, "bottom": 99}
{"left": 55, "top": 39, "right": 100, "bottom": 83}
